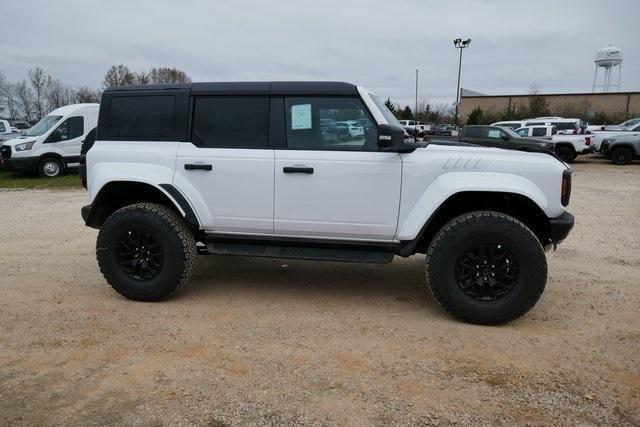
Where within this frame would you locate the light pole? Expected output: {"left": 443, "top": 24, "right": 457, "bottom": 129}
{"left": 453, "top": 38, "right": 471, "bottom": 126}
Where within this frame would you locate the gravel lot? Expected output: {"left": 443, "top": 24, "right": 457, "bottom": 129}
{"left": 1, "top": 156, "right": 638, "bottom": 425}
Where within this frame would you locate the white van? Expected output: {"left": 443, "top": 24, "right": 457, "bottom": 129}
{"left": 0, "top": 103, "right": 99, "bottom": 177}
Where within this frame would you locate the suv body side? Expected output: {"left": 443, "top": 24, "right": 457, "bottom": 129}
{"left": 85, "top": 83, "right": 570, "bottom": 251}
{"left": 459, "top": 125, "right": 554, "bottom": 151}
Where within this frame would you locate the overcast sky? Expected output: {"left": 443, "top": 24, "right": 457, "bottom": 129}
{"left": 2, "top": 0, "right": 639, "bottom": 106}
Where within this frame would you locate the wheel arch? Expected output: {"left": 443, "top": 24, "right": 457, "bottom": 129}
{"left": 398, "top": 191, "right": 553, "bottom": 256}
{"left": 84, "top": 180, "right": 199, "bottom": 231}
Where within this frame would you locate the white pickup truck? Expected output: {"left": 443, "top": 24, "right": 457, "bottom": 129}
{"left": 551, "top": 133, "right": 596, "bottom": 163}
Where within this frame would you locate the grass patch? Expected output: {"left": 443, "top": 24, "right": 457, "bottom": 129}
{"left": 0, "top": 169, "right": 82, "bottom": 189}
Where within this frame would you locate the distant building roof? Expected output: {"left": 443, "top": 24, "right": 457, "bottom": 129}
{"left": 460, "top": 88, "right": 487, "bottom": 97}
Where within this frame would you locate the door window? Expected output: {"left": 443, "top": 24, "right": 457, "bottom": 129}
{"left": 532, "top": 127, "right": 547, "bottom": 137}
{"left": 516, "top": 128, "right": 528, "bottom": 137}
{"left": 108, "top": 95, "right": 175, "bottom": 139}
{"left": 191, "top": 97, "right": 269, "bottom": 148}
{"left": 464, "top": 126, "right": 482, "bottom": 138}
{"left": 0, "top": 122, "right": 5, "bottom": 132}
{"left": 284, "top": 97, "right": 376, "bottom": 151}
{"left": 50, "top": 116, "right": 84, "bottom": 142}
{"left": 487, "top": 128, "right": 503, "bottom": 139}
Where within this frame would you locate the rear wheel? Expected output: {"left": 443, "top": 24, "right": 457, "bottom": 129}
{"left": 96, "top": 203, "right": 197, "bottom": 301}
{"left": 37, "top": 157, "right": 64, "bottom": 177}
{"left": 611, "top": 146, "right": 632, "bottom": 165}
{"left": 425, "top": 211, "right": 547, "bottom": 325}
{"left": 555, "top": 146, "right": 575, "bottom": 163}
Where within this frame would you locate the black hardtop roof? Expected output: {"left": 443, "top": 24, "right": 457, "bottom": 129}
{"left": 104, "top": 81, "right": 359, "bottom": 96}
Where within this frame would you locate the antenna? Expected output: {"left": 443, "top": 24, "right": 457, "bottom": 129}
{"left": 415, "top": 69, "right": 418, "bottom": 139}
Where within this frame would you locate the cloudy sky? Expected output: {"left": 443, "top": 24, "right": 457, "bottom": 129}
{"left": 2, "top": 0, "right": 638, "bottom": 106}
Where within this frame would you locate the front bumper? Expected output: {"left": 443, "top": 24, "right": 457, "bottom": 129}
{"left": 548, "top": 211, "right": 574, "bottom": 245}
{"left": 0, "top": 156, "right": 39, "bottom": 172}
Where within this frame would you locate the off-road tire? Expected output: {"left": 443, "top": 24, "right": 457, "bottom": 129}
{"left": 555, "top": 146, "right": 575, "bottom": 163}
{"left": 96, "top": 203, "right": 197, "bottom": 301}
{"left": 425, "top": 211, "right": 547, "bottom": 325}
{"left": 80, "top": 127, "right": 97, "bottom": 155}
{"left": 610, "top": 146, "right": 632, "bottom": 165}
{"left": 37, "top": 157, "right": 64, "bottom": 177}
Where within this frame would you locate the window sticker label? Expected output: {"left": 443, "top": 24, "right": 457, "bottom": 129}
{"left": 291, "top": 104, "right": 312, "bottom": 130}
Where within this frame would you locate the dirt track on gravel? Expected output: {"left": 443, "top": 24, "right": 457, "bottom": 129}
{"left": 1, "top": 155, "right": 639, "bottom": 425}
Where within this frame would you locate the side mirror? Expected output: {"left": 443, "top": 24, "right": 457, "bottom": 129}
{"left": 377, "top": 123, "right": 405, "bottom": 151}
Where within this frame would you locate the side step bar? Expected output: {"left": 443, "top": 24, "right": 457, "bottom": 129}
{"left": 204, "top": 242, "right": 395, "bottom": 264}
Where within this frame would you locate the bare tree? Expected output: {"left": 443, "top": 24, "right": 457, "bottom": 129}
{"left": 15, "top": 79, "right": 34, "bottom": 123}
{"left": 0, "top": 71, "right": 19, "bottom": 119}
{"left": 46, "top": 77, "right": 69, "bottom": 110}
{"left": 134, "top": 71, "right": 150, "bottom": 85}
{"left": 147, "top": 67, "right": 191, "bottom": 84}
{"left": 75, "top": 86, "right": 102, "bottom": 103}
{"left": 29, "top": 67, "right": 49, "bottom": 119}
{"left": 103, "top": 64, "right": 136, "bottom": 88}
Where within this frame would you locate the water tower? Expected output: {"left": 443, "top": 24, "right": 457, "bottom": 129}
{"left": 592, "top": 46, "right": 623, "bottom": 92}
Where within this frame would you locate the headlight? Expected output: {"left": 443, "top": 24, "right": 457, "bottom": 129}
{"left": 15, "top": 141, "right": 36, "bottom": 151}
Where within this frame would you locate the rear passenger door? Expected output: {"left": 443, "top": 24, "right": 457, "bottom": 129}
{"left": 174, "top": 97, "right": 274, "bottom": 234}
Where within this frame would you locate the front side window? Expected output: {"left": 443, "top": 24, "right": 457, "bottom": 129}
{"left": 191, "top": 97, "right": 269, "bottom": 148}
{"left": 487, "top": 128, "right": 504, "bottom": 139}
{"left": 516, "top": 128, "right": 528, "bottom": 137}
{"left": 285, "top": 97, "right": 376, "bottom": 151}
{"left": 48, "top": 116, "right": 84, "bottom": 142}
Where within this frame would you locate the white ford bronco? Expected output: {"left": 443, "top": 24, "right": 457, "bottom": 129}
{"left": 80, "top": 82, "right": 574, "bottom": 324}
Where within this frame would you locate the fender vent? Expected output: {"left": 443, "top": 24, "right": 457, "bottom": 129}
{"left": 442, "top": 157, "right": 486, "bottom": 170}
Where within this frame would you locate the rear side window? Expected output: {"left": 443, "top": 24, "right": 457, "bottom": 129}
{"left": 108, "top": 96, "right": 175, "bottom": 139}
{"left": 191, "top": 97, "right": 269, "bottom": 148}
{"left": 464, "top": 126, "right": 482, "bottom": 138}
{"left": 532, "top": 127, "right": 547, "bottom": 137}
{"left": 0, "top": 122, "right": 5, "bottom": 132}
{"left": 552, "top": 121, "right": 577, "bottom": 131}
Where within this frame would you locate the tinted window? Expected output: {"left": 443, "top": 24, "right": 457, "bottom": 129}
{"left": 464, "top": 126, "right": 482, "bottom": 138}
{"left": 108, "top": 95, "right": 175, "bottom": 139}
{"left": 191, "top": 97, "right": 269, "bottom": 148}
{"left": 526, "top": 122, "right": 544, "bottom": 126}
{"left": 51, "top": 116, "right": 84, "bottom": 141}
{"left": 552, "top": 122, "right": 577, "bottom": 131}
{"left": 532, "top": 127, "right": 547, "bottom": 137}
{"left": 0, "top": 122, "right": 5, "bottom": 132}
{"left": 285, "top": 97, "right": 376, "bottom": 151}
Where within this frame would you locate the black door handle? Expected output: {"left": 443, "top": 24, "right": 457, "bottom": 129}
{"left": 185, "top": 163, "right": 212, "bottom": 171}
{"left": 283, "top": 166, "right": 314, "bottom": 174}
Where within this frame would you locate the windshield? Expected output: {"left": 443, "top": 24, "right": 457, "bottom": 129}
{"left": 24, "top": 115, "right": 63, "bottom": 137}
{"left": 369, "top": 93, "right": 403, "bottom": 128}
{"left": 619, "top": 118, "right": 640, "bottom": 128}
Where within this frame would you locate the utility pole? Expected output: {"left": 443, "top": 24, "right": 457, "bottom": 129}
{"left": 453, "top": 38, "right": 471, "bottom": 126}
{"left": 415, "top": 69, "right": 418, "bottom": 138}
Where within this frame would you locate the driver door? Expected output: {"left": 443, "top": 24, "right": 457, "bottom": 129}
{"left": 45, "top": 116, "right": 85, "bottom": 162}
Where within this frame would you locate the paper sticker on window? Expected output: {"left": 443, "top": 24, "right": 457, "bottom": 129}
{"left": 291, "top": 104, "right": 312, "bottom": 130}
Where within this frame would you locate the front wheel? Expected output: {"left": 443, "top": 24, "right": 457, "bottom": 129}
{"left": 96, "top": 203, "right": 197, "bottom": 301}
{"left": 37, "top": 157, "right": 64, "bottom": 177}
{"left": 425, "top": 211, "right": 547, "bottom": 325}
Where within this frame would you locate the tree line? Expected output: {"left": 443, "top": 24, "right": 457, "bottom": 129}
{"left": 0, "top": 65, "right": 191, "bottom": 123}
{"left": 384, "top": 97, "right": 455, "bottom": 124}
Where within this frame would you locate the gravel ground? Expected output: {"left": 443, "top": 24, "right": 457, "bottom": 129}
{"left": 0, "top": 155, "right": 638, "bottom": 425}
